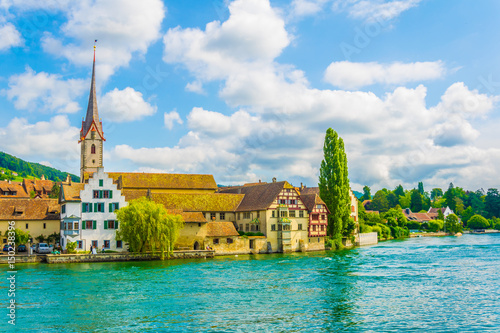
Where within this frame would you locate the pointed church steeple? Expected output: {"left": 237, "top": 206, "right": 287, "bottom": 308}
{"left": 80, "top": 42, "right": 104, "bottom": 180}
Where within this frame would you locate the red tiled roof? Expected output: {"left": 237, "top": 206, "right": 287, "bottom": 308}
{"left": 300, "top": 193, "right": 329, "bottom": 213}
{"left": 206, "top": 222, "right": 239, "bottom": 237}
{"left": 219, "top": 181, "right": 291, "bottom": 211}
{"left": 105, "top": 172, "right": 217, "bottom": 191}
{"left": 0, "top": 181, "right": 28, "bottom": 198}
{"left": 61, "top": 183, "right": 85, "bottom": 202}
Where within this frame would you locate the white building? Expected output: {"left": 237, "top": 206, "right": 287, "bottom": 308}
{"left": 60, "top": 168, "right": 127, "bottom": 252}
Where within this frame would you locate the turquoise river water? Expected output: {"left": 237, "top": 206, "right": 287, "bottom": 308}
{"left": 1, "top": 233, "right": 499, "bottom": 332}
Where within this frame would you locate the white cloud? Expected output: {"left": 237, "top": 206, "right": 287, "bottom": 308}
{"left": 0, "top": 115, "right": 80, "bottom": 163}
{"left": 324, "top": 61, "right": 445, "bottom": 89}
{"left": 0, "top": 22, "right": 23, "bottom": 50}
{"left": 289, "top": 0, "right": 329, "bottom": 19}
{"left": 99, "top": 87, "right": 157, "bottom": 122}
{"left": 185, "top": 81, "right": 205, "bottom": 94}
{"left": 164, "top": 110, "right": 183, "bottom": 130}
{"left": 433, "top": 82, "right": 495, "bottom": 118}
{"left": 333, "top": 0, "right": 422, "bottom": 22}
{"left": 39, "top": 0, "right": 165, "bottom": 82}
{"left": 3, "top": 66, "right": 86, "bottom": 113}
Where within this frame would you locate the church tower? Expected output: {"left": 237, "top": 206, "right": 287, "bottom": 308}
{"left": 80, "top": 44, "right": 105, "bottom": 180}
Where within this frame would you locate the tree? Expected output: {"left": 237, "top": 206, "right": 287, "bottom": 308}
{"left": 66, "top": 241, "right": 77, "bottom": 254}
{"left": 116, "top": 197, "right": 184, "bottom": 259}
{"left": 445, "top": 214, "right": 462, "bottom": 234}
{"left": 444, "top": 183, "right": 457, "bottom": 211}
{"left": 398, "top": 191, "right": 411, "bottom": 209}
{"left": 394, "top": 185, "right": 405, "bottom": 198}
{"left": 485, "top": 188, "right": 500, "bottom": 218}
{"left": 410, "top": 189, "right": 423, "bottom": 212}
{"left": 319, "top": 128, "right": 350, "bottom": 240}
{"left": 386, "top": 192, "right": 399, "bottom": 209}
{"left": 35, "top": 234, "right": 46, "bottom": 243}
{"left": 431, "top": 188, "right": 443, "bottom": 201}
{"left": 361, "top": 186, "right": 371, "bottom": 201}
{"left": 47, "top": 232, "right": 60, "bottom": 245}
{"left": 418, "top": 182, "right": 425, "bottom": 195}
{"left": 460, "top": 206, "right": 474, "bottom": 226}
{"left": 49, "top": 183, "right": 60, "bottom": 199}
{"left": 467, "top": 215, "right": 490, "bottom": 229}
{"left": 371, "top": 190, "right": 389, "bottom": 213}
{"left": 13, "top": 229, "right": 30, "bottom": 245}
{"left": 437, "top": 209, "right": 445, "bottom": 221}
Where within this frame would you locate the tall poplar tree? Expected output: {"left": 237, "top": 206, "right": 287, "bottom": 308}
{"left": 319, "top": 128, "right": 350, "bottom": 239}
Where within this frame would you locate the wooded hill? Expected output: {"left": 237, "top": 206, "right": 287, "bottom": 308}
{"left": 0, "top": 151, "right": 79, "bottom": 182}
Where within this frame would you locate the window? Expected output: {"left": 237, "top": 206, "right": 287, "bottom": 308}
{"left": 299, "top": 210, "right": 304, "bottom": 218}
{"left": 283, "top": 225, "right": 290, "bottom": 231}
{"left": 109, "top": 202, "right": 119, "bottom": 212}
{"left": 312, "top": 214, "right": 319, "bottom": 221}
{"left": 43, "top": 223, "right": 46, "bottom": 229}
{"left": 243, "top": 212, "right": 251, "bottom": 219}
{"left": 272, "top": 211, "right": 275, "bottom": 218}
{"left": 76, "top": 240, "right": 83, "bottom": 249}
{"left": 82, "top": 203, "right": 92, "bottom": 213}
{"left": 83, "top": 220, "right": 95, "bottom": 230}
{"left": 245, "top": 224, "right": 249, "bottom": 232}
{"left": 62, "top": 205, "right": 66, "bottom": 214}
{"left": 256, "top": 211, "right": 260, "bottom": 218}
{"left": 238, "top": 213, "right": 240, "bottom": 220}
{"left": 239, "top": 224, "right": 243, "bottom": 231}
{"left": 286, "top": 189, "right": 291, "bottom": 193}
{"left": 74, "top": 222, "right": 79, "bottom": 230}
{"left": 316, "top": 204, "right": 322, "bottom": 209}
{"left": 298, "top": 224, "right": 302, "bottom": 230}
{"left": 279, "top": 199, "right": 286, "bottom": 204}
{"left": 321, "top": 215, "right": 326, "bottom": 220}
{"left": 25, "top": 223, "right": 28, "bottom": 229}
{"left": 321, "top": 225, "right": 325, "bottom": 231}
{"left": 255, "top": 225, "right": 260, "bottom": 231}
{"left": 210, "top": 212, "right": 216, "bottom": 220}
{"left": 289, "top": 211, "right": 296, "bottom": 217}
{"left": 278, "top": 224, "right": 282, "bottom": 231}
{"left": 351, "top": 205, "right": 355, "bottom": 212}
{"left": 289, "top": 199, "right": 296, "bottom": 205}
{"left": 104, "top": 240, "right": 110, "bottom": 249}
{"left": 227, "top": 238, "right": 233, "bottom": 244}
{"left": 213, "top": 238, "right": 219, "bottom": 245}
{"left": 280, "top": 211, "right": 287, "bottom": 218}
{"left": 220, "top": 213, "right": 225, "bottom": 220}
{"left": 94, "top": 203, "right": 105, "bottom": 212}
{"left": 91, "top": 144, "right": 96, "bottom": 154}
{"left": 66, "top": 222, "right": 73, "bottom": 230}
{"left": 313, "top": 225, "right": 317, "bottom": 231}
{"left": 91, "top": 240, "right": 98, "bottom": 248}
{"left": 251, "top": 225, "right": 255, "bottom": 231}
{"left": 198, "top": 223, "right": 201, "bottom": 227}
{"left": 99, "top": 179, "right": 103, "bottom": 187}
{"left": 116, "top": 240, "right": 122, "bottom": 248}
{"left": 93, "top": 190, "right": 101, "bottom": 198}
{"left": 271, "top": 224, "right": 276, "bottom": 231}
{"left": 105, "top": 220, "right": 119, "bottom": 230}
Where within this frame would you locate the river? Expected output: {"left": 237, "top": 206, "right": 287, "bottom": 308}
{"left": 2, "top": 234, "right": 499, "bottom": 332}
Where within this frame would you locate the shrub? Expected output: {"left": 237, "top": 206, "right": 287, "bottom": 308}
{"left": 360, "top": 224, "right": 372, "bottom": 233}
{"left": 371, "top": 225, "right": 382, "bottom": 239}
{"left": 238, "top": 231, "right": 245, "bottom": 236}
{"left": 468, "top": 215, "right": 490, "bottom": 229}
{"left": 406, "top": 221, "right": 421, "bottom": 230}
{"left": 66, "top": 241, "right": 77, "bottom": 254}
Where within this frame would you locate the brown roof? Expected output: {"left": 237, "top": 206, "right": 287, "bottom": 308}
{"left": 0, "top": 181, "right": 29, "bottom": 198}
{"left": 103, "top": 172, "right": 217, "bottom": 191}
{"left": 219, "top": 181, "right": 291, "bottom": 211}
{"left": 428, "top": 207, "right": 445, "bottom": 214}
{"left": 23, "top": 179, "right": 54, "bottom": 193}
{"left": 121, "top": 189, "right": 149, "bottom": 202}
{"left": 206, "top": 222, "right": 239, "bottom": 237}
{"left": 61, "top": 183, "right": 85, "bottom": 202}
{"left": 402, "top": 208, "right": 436, "bottom": 222}
{"left": 0, "top": 199, "right": 59, "bottom": 220}
{"left": 300, "top": 193, "right": 329, "bottom": 213}
{"left": 150, "top": 193, "right": 244, "bottom": 212}
{"left": 179, "top": 211, "right": 207, "bottom": 223}
{"left": 300, "top": 187, "right": 319, "bottom": 195}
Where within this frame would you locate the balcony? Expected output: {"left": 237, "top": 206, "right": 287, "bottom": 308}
{"left": 63, "top": 229, "right": 80, "bottom": 236}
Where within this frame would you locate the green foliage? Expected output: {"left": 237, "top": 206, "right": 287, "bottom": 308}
{"left": 431, "top": 188, "right": 443, "bottom": 200}
{"left": 427, "top": 220, "right": 444, "bottom": 232}
{"left": 359, "top": 224, "right": 372, "bottom": 233}
{"left": 406, "top": 221, "right": 421, "bottom": 230}
{"left": 437, "top": 209, "right": 445, "bottom": 221}
{"left": 444, "top": 213, "right": 462, "bottom": 234}
{"left": 0, "top": 151, "right": 79, "bottom": 182}
{"left": 410, "top": 189, "right": 423, "bottom": 212}
{"left": 376, "top": 223, "right": 391, "bottom": 240}
{"left": 49, "top": 183, "right": 60, "bottom": 199}
{"left": 35, "top": 234, "right": 46, "bottom": 243}
{"left": 371, "top": 190, "right": 389, "bottom": 213}
{"left": 491, "top": 217, "right": 500, "bottom": 230}
{"left": 364, "top": 212, "right": 382, "bottom": 226}
{"left": 361, "top": 186, "right": 371, "bottom": 201}
{"left": 319, "top": 128, "right": 350, "bottom": 239}
{"left": 467, "top": 215, "right": 490, "bottom": 229}
{"left": 325, "top": 236, "right": 344, "bottom": 250}
{"left": 241, "top": 232, "right": 264, "bottom": 236}
{"left": 66, "top": 241, "right": 77, "bottom": 254}
{"left": 14, "top": 228, "right": 30, "bottom": 245}
{"left": 116, "top": 197, "right": 184, "bottom": 259}
{"left": 418, "top": 182, "right": 425, "bottom": 195}
{"left": 382, "top": 207, "right": 408, "bottom": 228}
{"left": 47, "top": 232, "right": 60, "bottom": 245}
{"left": 485, "top": 188, "right": 500, "bottom": 219}
{"left": 398, "top": 191, "right": 411, "bottom": 209}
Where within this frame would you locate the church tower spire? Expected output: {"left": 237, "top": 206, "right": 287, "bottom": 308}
{"left": 80, "top": 41, "right": 105, "bottom": 181}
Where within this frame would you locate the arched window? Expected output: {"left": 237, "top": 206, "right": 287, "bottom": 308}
{"left": 91, "top": 144, "right": 96, "bottom": 154}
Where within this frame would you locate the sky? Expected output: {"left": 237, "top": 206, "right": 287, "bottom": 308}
{"left": 0, "top": 0, "right": 499, "bottom": 192}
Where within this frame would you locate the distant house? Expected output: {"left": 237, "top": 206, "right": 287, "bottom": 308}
{"left": 428, "top": 207, "right": 454, "bottom": 218}
{"left": 402, "top": 208, "right": 436, "bottom": 223}
{"left": 0, "top": 198, "right": 60, "bottom": 243}
{"left": 0, "top": 177, "right": 55, "bottom": 199}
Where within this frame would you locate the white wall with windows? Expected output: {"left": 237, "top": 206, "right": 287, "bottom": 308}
{"left": 60, "top": 168, "right": 127, "bottom": 252}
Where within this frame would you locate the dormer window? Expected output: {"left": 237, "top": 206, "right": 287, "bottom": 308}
{"left": 91, "top": 144, "right": 96, "bottom": 154}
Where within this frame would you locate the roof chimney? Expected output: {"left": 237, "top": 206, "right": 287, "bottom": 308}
{"left": 272, "top": 177, "right": 276, "bottom": 183}
{"left": 259, "top": 179, "right": 261, "bottom": 183}
{"left": 300, "top": 182, "right": 304, "bottom": 190}
{"left": 65, "top": 174, "right": 71, "bottom": 184}
{"left": 41, "top": 175, "right": 45, "bottom": 180}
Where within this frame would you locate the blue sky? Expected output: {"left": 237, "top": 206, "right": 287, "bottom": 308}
{"left": 1, "top": 0, "right": 499, "bottom": 192}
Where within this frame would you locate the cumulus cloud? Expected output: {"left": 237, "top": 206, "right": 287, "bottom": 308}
{"left": 332, "top": 0, "right": 422, "bottom": 22}
{"left": 164, "top": 110, "right": 183, "bottom": 130}
{"left": 324, "top": 61, "right": 445, "bottom": 89}
{"left": 0, "top": 115, "right": 80, "bottom": 165}
{"left": 3, "top": 66, "right": 86, "bottom": 113}
{"left": 289, "top": 0, "right": 329, "bottom": 19}
{"left": 39, "top": 0, "right": 165, "bottom": 82}
{"left": 0, "top": 22, "right": 23, "bottom": 50}
{"left": 99, "top": 87, "right": 157, "bottom": 122}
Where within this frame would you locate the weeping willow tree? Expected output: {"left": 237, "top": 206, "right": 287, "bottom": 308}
{"left": 116, "top": 197, "right": 184, "bottom": 259}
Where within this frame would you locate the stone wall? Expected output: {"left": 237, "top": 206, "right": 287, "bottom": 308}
{"left": 0, "top": 255, "right": 44, "bottom": 264}
{"left": 358, "top": 232, "right": 378, "bottom": 246}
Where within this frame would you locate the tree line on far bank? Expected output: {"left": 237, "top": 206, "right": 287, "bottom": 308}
{"left": 360, "top": 182, "right": 500, "bottom": 231}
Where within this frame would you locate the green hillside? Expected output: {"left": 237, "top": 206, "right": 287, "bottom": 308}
{"left": 0, "top": 151, "right": 79, "bottom": 182}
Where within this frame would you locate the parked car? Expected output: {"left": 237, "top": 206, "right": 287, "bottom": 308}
{"left": 35, "top": 243, "right": 51, "bottom": 254}
{"left": 3, "top": 244, "right": 13, "bottom": 252}
{"left": 17, "top": 245, "right": 27, "bottom": 252}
